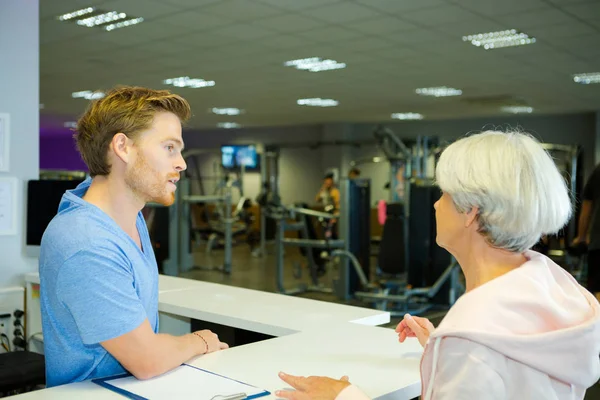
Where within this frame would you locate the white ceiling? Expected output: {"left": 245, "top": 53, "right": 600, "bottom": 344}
{"left": 40, "top": 0, "right": 600, "bottom": 130}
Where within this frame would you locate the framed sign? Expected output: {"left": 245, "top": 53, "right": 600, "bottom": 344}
{"left": 0, "top": 113, "right": 10, "bottom": 172}
{"left": 0, "top": 177, "right": 17, "bottom": 235}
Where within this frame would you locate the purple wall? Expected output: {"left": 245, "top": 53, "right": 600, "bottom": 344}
{"left": 40, "top": 135, "right": 88, "bottom": 171}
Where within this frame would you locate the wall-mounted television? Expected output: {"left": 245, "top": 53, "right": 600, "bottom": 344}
{"left": 221, "top": 144, "right": 259, "bottom": 171}
{"left": 26, "top": 179, "right": 84, "bottom": 256}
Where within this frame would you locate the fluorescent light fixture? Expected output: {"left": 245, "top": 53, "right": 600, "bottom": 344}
{"left": 284, "top": 57, "right": 346, "bottom": 72}
{"left": 391, "top": 112, "right": 424, "bottom": 120}
{"left": 463, "top": 29, "right": 536, "bottom": 50}
{"left": 57, "top": 7, "right": 95, "bottom": 21}
{"left": 105, "top": 17, "right": 144, "bottom": 31}
{"left": 164, "top": 77, "right": 215, "bottom": 89}
{"left": 501, "top": 106, "right": 533, "bottom": 114}
{"left": 217, "top": 122, "right": 241, "bottom": 129}
{"left": 64, "top": 121, "right": 78, "bottom": 129}
{"left": 415, "top": 87, "right": 462, "bottom": 97}
{"left": 573, "top": 72, "right": 600, "bottom": 84}
{"left": 211, "top": 107, "right": 243, "bottom": 116}
{"left": 71, "top": 90, "right": 105, "bottom": 100}
{"left": 77, "top": 11, "right": 126, "bottom": 27}
{"left": 297, "top": 98, "right": 339, "bottom": 107}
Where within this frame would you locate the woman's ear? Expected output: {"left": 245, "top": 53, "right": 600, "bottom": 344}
{"left": 110, "top": 133, "right": 133, "bottom": 164}
{"left": 465, "top": 206, "right": 479, "bottom": 228}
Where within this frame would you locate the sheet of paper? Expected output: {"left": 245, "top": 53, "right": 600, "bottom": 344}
{"left": 104, "top": 365, "right": 269, "bottom": 400}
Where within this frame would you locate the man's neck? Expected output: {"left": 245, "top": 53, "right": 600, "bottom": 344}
{"left": 83, "top": 175, "right": 144, "bottom": 236}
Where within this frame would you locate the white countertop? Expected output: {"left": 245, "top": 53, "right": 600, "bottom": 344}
{"left": 158, "top": 281, "right": 389, "bottom": 337}
{"left": 10, "top": 323, "right": 422, "bottom": 400}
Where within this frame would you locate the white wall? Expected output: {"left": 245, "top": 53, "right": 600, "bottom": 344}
{"left": 0, "top": 0, "right": 40, "bottom": 288}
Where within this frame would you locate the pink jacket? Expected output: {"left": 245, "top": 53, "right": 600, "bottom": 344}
{"left": 338, "top": 251, "right": 600, "bottom": 399}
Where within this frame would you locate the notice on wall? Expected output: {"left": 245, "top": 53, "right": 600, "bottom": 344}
{"left": 0, "top": 177, "right": 17, "bottom": 235}
{"left": 0, "top": 113, "right": 9, "bottom": 172}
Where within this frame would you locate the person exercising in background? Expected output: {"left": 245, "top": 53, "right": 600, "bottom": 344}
{"left": 315, "top": 173, "right": 340, "bottom": 213}
{"left": 348, "top": 168, "right": 361, "bottom": 180}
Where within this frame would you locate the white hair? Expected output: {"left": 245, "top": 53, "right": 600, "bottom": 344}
{"left": 435, "top": 130, "right": 572, "bottom": 253}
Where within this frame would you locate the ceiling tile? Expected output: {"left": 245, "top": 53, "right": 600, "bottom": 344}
{"left": 40, "top": 19, "right": 99, "bottom": 44}
{"left": 200, "top": 0, "right": 284, "bottom": 20}
{"left": 403, "top": 5, "right": 481, "bottom": 26}
{"left": 337, "top": 37, "right": 398, "bottom": 52}
{"left": 157, "top": 0, "right": 221, "bottom": 10}
{"left": 435, "top": 19, "right": 512, "bottom": 37}
{"left": 526, "top": 22, "right": 597, "bottom": 39}
{"left": 300, "top": 2, "right": 381, "bottom": 24}
{"left": 350, "top": 16, "right": 419, "bottom": 35}
{"left": 298, "top": 27, "right": 362, "bottom": 43}
{"left": 251, "top": 14, "right": 325, "bottom": 33}
{"left": 494, "top": 8, "right": 579, "bottom": 29}
{"left": 354, "top": 0, "right": 447, "bottom": 14}
{"left": 155, "top": 10, "right": 234, "bottom": 31}
{"left": 253, "top": 0, "right": 343, "bottom": 11}
{"left": 261, "top": 35, "right": 312, "bottom": 49}
{"left": 453, "top": 0, "right": 548, "bottom": 17}
{"left": 212, "top": 24, "right": 276, "bottom": 40}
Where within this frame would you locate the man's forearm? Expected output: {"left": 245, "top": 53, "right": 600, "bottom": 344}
{"left": 137, "top": 333, "right": 204, "bottom": 379}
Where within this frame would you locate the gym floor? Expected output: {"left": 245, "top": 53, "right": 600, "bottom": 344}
{"left": 180, "top": 243, "right": 600, "bottom": 399}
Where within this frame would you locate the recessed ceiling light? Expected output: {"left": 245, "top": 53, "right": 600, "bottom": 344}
{"left": 57, "top": 8, "right": 143, "bottom": 31}
{"left": 211, "top": 107, "right": 243, "bottom": 115}
{"left": 297, "top": 98, "right": 339, "bottom": 107}
{"left": 415, "top": 87, "right": 462, "bottom": 97}
{"left": 163, "top": 77, "right": 215, "bottom": 89}
{"left": 463, "top": 29, "right": 536, "bottom": 50}
{"left": 284, "top": 57, "right": 346, "bottom": 72}
{"left": 72, "top": 90, "right": 105, "bottom": 100}
{"left": 64, "top": 121, "right": 77, "bottom": 129}
{"left": 57, "top": 7, "right": 96, "bottom": 21}
{"left": 391, "top": 113, "right": 424, "bottom": 120}
{"left": 217, "top": 123, "right": 241, "bottom": 129}
{"left": 104, "top": 17, "right": 144, "bottom": 31}
{"left": 573, "top": 72, "right": 600, "bottom": 85}
{"left": 501, "top": 106, "right": 533, "bottom": 114}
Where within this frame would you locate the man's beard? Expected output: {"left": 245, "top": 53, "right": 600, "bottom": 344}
{"left": 125, "top": 154, "right": 175, "bottom": 206}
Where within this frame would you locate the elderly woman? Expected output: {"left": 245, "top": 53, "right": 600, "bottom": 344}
{"left": 276, "top": 131, "right": 600, "bottom": 400}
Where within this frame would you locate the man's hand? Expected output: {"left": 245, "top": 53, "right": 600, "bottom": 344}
{"left": 395, "top": 314, "right": 435, "bottom": 348}
{"left": 276, "top": 372, "right": 351, "bottom": 400}
{"left": 193, "top": 330, "right": 229, "bottom": 353}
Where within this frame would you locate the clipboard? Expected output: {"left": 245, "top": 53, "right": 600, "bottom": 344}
{"left": 92, "top": 364, "right": 271, "bottom": 400}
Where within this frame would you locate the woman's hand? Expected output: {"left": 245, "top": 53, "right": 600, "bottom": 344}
{"left": 276, "top": 372, "right": 351, "bottom": 400}
{"left": 395, "top": 314, "right": 435, "bottom": 348}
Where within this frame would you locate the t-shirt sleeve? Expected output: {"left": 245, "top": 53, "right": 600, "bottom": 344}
{"left": 583, "top": 166, "right": 600, "bottom": 201}
{"left": 56, "top": 247, "right": 148, "bottom": 345}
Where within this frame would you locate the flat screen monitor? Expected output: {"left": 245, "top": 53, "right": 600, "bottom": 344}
{"left": 26, "top": 179, "right": 84, "bottom": 254}
{"left": 221, "top": 144, "right": 259, "bottom": 171}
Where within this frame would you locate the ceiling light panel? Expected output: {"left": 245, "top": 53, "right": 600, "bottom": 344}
{"left": 415, "top": 87, "right": 462, "bottom": 97}
{"left": 297, "top": 98, "right": 339, "bottom": 107}
{"left": 573, "top": 72, "right": 600, "bottom": 84}
{"left": 72, "top": 90, "right": 105, "bottom": 100}
{"left": 57, "top": 8, "right": 143, "bottom": 31}
{"left": 211, "top": 108, "right": 243, "bottom": 115}
{"left": 217, "top": 123, "right": 241, "bottom": 129}
{"left": 284, "top": 57, "right": 346, "bottom": 72}
{"left": 57, "top": 7, "right": 95, "bottom": 21}
{"left": 501, "top": 106, "right": 533, "bottom": 114}
{"left": 391, "top": 113, "right": 423, "bottom": 120}
{"left": 463, "top": 29, "right": 536, "bottom": 50}
{"left": 163, "top": 77, "right": 215, "bottom": 89}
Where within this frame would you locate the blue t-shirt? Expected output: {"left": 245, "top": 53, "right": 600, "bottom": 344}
{"left": 39, "top": 178, "right": 159, "bottom": 387}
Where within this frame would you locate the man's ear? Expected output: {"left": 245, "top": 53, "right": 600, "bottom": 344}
{"left": 110, "top": 133, "right": 133, "bottom": 164}
{"left": 465, "top": 206, "right": 479, "bottom": 228}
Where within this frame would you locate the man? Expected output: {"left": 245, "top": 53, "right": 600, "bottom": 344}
{"left": 39, "top": 86, "right": 228, "bottom": 387}
{"left": 315, "top": 173, "right": 340, "bottom": 213}
{"left": 348, "top": 168, "right": 360, "bottom": 180}
{"left": 573, "top": 162, "right": 600, "bottom": 301}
